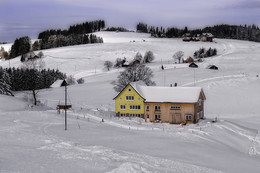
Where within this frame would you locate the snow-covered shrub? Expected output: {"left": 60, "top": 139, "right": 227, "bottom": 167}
{"left": 77, "top": 78, "right": 84, "bottom": 84}
{"left": 66, "top": 75, "right": 77, "bottom": 85}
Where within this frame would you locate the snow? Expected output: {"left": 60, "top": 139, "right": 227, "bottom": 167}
{"left": 132, "top": 82, "right": 203, "bottom": 103}
{"left": 0, "top": 31, "right": 260, "bottom": 173}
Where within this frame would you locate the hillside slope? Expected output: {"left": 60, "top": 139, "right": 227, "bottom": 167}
{"left": 0, "top": 31, "right": 260, "bottom": 173}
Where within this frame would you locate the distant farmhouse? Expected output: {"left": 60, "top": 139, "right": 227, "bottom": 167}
{"left": 200, "top": 33, "right": 214, "bottom": 42}
{"left": 207, "top": 65, "right": 218, "bottom": 70}
{"left": 183, "top": 33, "right": 213, "bottom": 42}
{"left": 189, "top": 62, "right": 198, "bottom": 68}
{"left": 114, "top": 82, "right": 206, "bottom": 124}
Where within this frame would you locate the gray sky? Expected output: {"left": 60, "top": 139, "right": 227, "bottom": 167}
{"left": 0, "top": 0, "right": 260, "bottom": 42}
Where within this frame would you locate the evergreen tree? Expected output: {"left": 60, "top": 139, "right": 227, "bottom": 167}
{"left": 0, "top": 69, "right": 13, "bottom": 96}
{"left": 9, "top": 36, "right": 31, "bottom": 59}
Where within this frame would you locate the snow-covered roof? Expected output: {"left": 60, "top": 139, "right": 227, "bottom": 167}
{"left": 130, "top": 82, "right": 204, "bottom": 103}
{"left": 50, "top": 80, "right": 64, "bottom": 88}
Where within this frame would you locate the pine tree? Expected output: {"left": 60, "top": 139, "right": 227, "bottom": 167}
{"left": 0, "top": 70, "right": 13, "bottom": 96}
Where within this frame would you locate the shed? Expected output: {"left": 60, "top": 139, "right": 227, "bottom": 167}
{"left": 183, "top": 33, "right": 191, "bottom": 41}
{"left": 50, "top": 80, "right": 67, "bottom": 88}
{"left": 184, "top": 57, "right": 194, "bottom": 63}
{"left": 189, "top": 62, "right": 198, "bottom": 68}
{"left": 207, "top": 65, "right": 218, "bottom": 70}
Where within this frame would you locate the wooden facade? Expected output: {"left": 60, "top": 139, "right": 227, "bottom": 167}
{"left": 144, "top": 93, "right": 205, "bottom": 124}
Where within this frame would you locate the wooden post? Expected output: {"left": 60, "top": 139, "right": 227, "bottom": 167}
{"left": 64, "top": 80, "right": 68, "bottom": 131}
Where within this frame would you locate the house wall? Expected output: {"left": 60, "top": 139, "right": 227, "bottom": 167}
{"left": 144, "top": 102, "right": 196, "bottom": 124}
{"left": 194, "top": 93, "right": 205, "bottom": 123}
{"left": 115, "top": 85, "right": 145, "bottom": 117}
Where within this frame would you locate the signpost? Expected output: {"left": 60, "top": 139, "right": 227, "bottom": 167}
{"left": 57, "top": 80, "right": 72, "bottom": 131}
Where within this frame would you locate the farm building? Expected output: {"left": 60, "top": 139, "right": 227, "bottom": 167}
{"left": 182, "top": 33, "right": 191, "bottom": 41}
{"left": 200, "top": 33, "right": 214, "bottom": 42}
{"left": 207, "top": 65, "right": 218, "bottom": 70}
{"left": 189, "top": 62, "right": 198, "bottom": 68}
{"left": 184, "top": 57, "right": 194, "bottom": 63}
{"left": 114, "top": 82, "right": 206, "bottom": 124}
{"left": 50, "top": 79, "right": 67, "bottom": 88}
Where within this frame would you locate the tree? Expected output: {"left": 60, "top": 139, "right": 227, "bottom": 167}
{"left": 134, "top": 52, "right": 143, "bottom": 62}
{"left": 173, "top": 51, "right": 184, "bottom": 63}
{"left": 9, "top": 36, "right": 31, "bottom": 58}
{"left": 37, "top": 51, "right": 44, "bottom": 58}
{"left": 104, "top": 61, "right": 113, "bottom": 71}
{"left": 143, "top": 51, "right": 155, "bottom": 63}
{"left": 0, "top": 69, "right": 13, "bottom": 96}
{"left": 20, "top": 58, "right": 46, "bottom": 105}
{"left": 136, "top": 22, "right": 148, "bottom": 33}
{"left": 111, "top": 64, "right": 156, "bottom": 92}
{"left": 114, "top": 58, "right": 123, "bottom": 68}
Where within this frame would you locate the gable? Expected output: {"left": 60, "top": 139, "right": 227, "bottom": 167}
{"left": 113, "top": 84, "right": 144, "bottom": 101}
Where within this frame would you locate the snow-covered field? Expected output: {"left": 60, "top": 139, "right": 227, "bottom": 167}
{"left": 0, "top": 32, "right": 260, "bottom": 173}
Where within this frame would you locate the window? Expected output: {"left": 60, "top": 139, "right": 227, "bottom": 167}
{"left": 155, "top": 114, "right": 161, "bottom": 119}
{"left": 129, "top": 105, "right": 141, "bottom": 110}
{"left": 186, "top": 114, "right": 192, "bottom": 121}
{"left": 128, "top": 88, "right": 131, "bottom": 91}
{"left": 147, "top": 114, "right": 149, "bottom": 119}
{"left": 126, "top": 96, "right": 134, "bottom": 100}
{"left": 154, "top": 105, "right": 161, "bottom": 111}
{"left": 170, "top": 105, "right": 181, "bottom": 110}
{"left": 120, "top": 105, "right": 126, "bottom": 110}
{"left": 146, "top": 105, "right": 150, "bottom": 110}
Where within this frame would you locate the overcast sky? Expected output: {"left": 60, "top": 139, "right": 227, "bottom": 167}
{"left": 0, "top": 0, "right": 260, "bottom": 42}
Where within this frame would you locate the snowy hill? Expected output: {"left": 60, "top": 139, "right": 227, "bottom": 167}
{"left": 0, "top": 31, "right": 260, "bottom": 173}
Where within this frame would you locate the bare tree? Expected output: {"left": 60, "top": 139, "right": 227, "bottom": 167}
{"left": 104, "top": 61, "right": 113, "bottom": 71}
{"left": 111, "top": 64, "right": 156, "bottom": 92}
{"left": 134, "top": 52, "right": 143, "bottom": 62}
{"left": 173, "top": 51, "right": 184, "bottom": 63}
{"left": 114, "top": 58, "right": 123, "bottom": 68}
{"left": 143, "top": 51, "right": 155, "bottom": 63}
{"left": 20, "top": 58, "right": 46, "bottom": 105}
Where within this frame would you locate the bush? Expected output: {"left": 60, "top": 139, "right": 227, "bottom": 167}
{"left": 194, "top": 47, "right": 217, "bottom": 59}
{"left": 104, "top": 61, "right": 113, "bottom": 71}
{"left": 77, "top": 78, "right": 84, "bottom": 84}
{"left": 66, "top": 75, "right": 76, "bottom": 85}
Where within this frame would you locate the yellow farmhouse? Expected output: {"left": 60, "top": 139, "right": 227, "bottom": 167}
{"left": 114, "top": 82, "right": 206, "bottom": 124}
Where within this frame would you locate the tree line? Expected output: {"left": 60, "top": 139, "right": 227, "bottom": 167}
{"left": 0, "top": 66, "right": 66, "bottom": 104}
{"left": 105, "top": 27, "right": 129, "bottom": 32}
{"left": 33, "top": 34, "right": 103, "bottom": 50}
{"left": 136, "top": 23, "right": 260, "bottom": 42}
{"left": 4, "top": 20, "right": 105, "bottom": 59}
{"left": 38, "top": 20, "right": 105, "bottom": 40}
{"left": 0, "top": 67, "right": 66, "bottom": 92}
